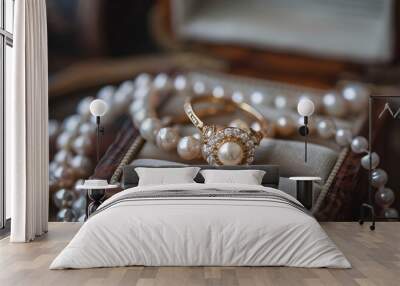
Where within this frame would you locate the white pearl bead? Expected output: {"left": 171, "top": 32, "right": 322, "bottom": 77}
{"left": 383, "top": 208, "right": 399, "bottom": 219}
{"left": 56, "top": 131, "right": 76, "bottom": 150}
{"left": 132, "top": 109, "right": 149, "bottom": 128}
{"left": 72, "top": 135, "right": 93, "bottom": 155}
{"left": 135, "top": 73, "right": 152, "bottom": 87}
{"left": 140, "top": 118, "right": 162, "bottom": 142}
{"left": 49, "top": 161, "right": 60, "bottom": 173}
{"left": 54, "top": 149, "right": 73, "bottom": 164}
{"left": 342, "top": 83, "right": 369, "bottom": 113}
{"left": 351, "top": 136, "right": 368, "bottom": 154}
{"left": 49, "top": 120, "right": 60, "bottom": 139}
{"left": 115, "top": 81, "right": 134, "bottom": 105}
{"left": 156, "top": 127, "right": 180, "bottom": 151}
{"left": 193, "top": 81, "right": 206, "bottom": 95}
{"left": 251, "top": 122, "right": 261, "bottom": 132}
{"left": 153, "top": 73, "right": 171, "bottom": 91}
{"left": 79, "top": 122, "right": 96, "bottom": 136}
{"left": 316, "top": 120, "right": 336, "bottom": 139}
{"left": 133, "top": 86, "right": 150, "bottom": 100}
{"left": 70, "top": 155, "right": 93, "bottom": 177}
{"left": 361, "top": 152, "right": 380, "bottom": 170}
{"left": 119, "top": 80, "right": 135, "bottom": 94}
{"left": 371, "top": 169, "right": 388, "bottom": 188}
{"left": 177, "top": 136, "right": 201, "bottom": 160}
{"left": 232, "top": 91, "right": 244, "bottom": 103}
{"left": 113, "top": 93, "right": 132, "bottom": 115}
{"left": 63, "top": 114, "right": 82, "bottom": 134}
{"left": 97, "top": 85, "right": 115, "bottom": 104}
{"left": 375, "top": 188, "right": 395, "bottom": 208}
{"left": 322, "top": 92, "right": 347, "bottom": 117}
{"left": 129, "top": 100, "right": 145, "bottom": 115}
{"left": 229, "top": 119, "right": 250, "bottom": 131}
{"left": 250, "top": 91, "right": 272, "bottom": 106}
{"left": 217, "top": 142, "right": 244, "bottom": 165}
{"left": 275, "top": 116, "right": 295, "bottom": 137}
{"left": 335, "top": 129, "right": 352, "bottom": 146}
{"left": 192, "top": 133, "right": 201, "bottom": 140}
{"left": 77, "top": 96, "right": 95, "bottom": 120}
{"left": 274, "top": 95, "right": 295, "bottom": 110}
{"left": 212, "top": 86, "right": 225, "bottom": 98}
{"left": 174, "top": 75, "right": 187, "bottom": 91}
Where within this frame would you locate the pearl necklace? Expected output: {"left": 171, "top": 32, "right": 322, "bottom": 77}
{"left": 50, "top": 72, "right": 398, "bottom": 221}
{"left": 129, "top": 73, "right": 397, "bottom": 218}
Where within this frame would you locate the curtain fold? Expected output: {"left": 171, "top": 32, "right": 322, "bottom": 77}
{"left": 8, "top": 0, "right": 49, "bottom": 242}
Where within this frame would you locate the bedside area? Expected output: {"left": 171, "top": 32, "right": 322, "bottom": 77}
{"left": 289, "top": 176, "right": 322, "bottom": 210}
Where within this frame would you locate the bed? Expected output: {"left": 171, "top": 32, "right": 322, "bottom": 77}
{"left": 50, "top": 165, "right": 350, "bottom": 269}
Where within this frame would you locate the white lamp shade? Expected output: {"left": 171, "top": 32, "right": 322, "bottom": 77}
{"left": 89, "top": 99, "right": 108, "bottom": 117}
{"left": 297, "top": 98, "right": 315, "bottom": 117}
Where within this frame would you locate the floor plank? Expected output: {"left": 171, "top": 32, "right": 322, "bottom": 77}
{"left": 0, "top": 222, "right": 399, "bottom": 286}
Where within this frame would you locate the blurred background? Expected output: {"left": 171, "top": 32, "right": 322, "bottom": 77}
{"left": 47, "top": 0, "right": 400, "bottom": 221}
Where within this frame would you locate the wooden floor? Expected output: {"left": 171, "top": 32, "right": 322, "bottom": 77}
{"left": 0, "top": 222, "right": 399, "bottom": 286}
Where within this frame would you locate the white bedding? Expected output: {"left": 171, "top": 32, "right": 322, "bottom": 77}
{"left": 50, "top": 183, "right": 350, "bottom": 269}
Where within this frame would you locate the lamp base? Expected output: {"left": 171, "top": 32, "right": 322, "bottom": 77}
{"left": 298, "top": 125, "right": 309, "bottom": 136}
{"left": 359, "top": 203, "right": 376, "bottom": 231}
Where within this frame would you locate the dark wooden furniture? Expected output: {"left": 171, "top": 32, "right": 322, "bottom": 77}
{"left": 290, "top": 177, "right": 322, "bottom": 210}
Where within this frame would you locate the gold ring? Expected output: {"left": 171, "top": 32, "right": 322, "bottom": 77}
{"left": 184, "top": 95, "right": 269, "bottom": 165}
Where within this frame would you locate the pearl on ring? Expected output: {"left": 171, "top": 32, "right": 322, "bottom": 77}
{"left": 217, "top": 141, "right": 244, "bottom": 165}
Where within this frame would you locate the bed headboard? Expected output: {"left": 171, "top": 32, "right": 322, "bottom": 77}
{"left": 122, "top": 165, "right": 280, "bottom": 189}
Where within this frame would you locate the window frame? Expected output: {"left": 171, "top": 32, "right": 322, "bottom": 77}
{"left": 0, "top": 0, "right": 13, "bottom": 231}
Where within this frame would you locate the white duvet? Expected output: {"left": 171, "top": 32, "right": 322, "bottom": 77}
{"left": 50, "top": 183, "right": 350, "bottom": 269}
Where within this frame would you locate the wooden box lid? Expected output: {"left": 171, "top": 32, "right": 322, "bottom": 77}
{"left": 153, "top": 0, "right": 400, "bottom": 88}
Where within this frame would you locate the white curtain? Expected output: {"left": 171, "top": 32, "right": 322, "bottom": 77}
{"left": 7, "top": 0, "right": 49, "bottom": 242}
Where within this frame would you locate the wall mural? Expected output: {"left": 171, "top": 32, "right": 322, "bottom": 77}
{"left": 48, "top": 73, "right": 400, "bottom": 222}
{"left": 45, "top": 1, "right": 400, "bottom": 223}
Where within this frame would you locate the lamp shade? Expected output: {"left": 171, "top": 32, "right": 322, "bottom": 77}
{"left": 297, "top": 98, "right": 315, "bottom": 117}
{"left": 89, "top": 99, "right": 108, "bottom": 117}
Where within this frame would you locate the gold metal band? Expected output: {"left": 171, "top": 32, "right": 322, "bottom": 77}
{"left": 184, "top": 95, "right": 269, "bottom": 135}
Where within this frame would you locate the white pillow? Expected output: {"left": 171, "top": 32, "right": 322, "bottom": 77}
{"left": 135, "top": 167, "right": 200, "bottom": 186}
{"left": 200, "top": 169, "right": 266, "bottom": 185}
